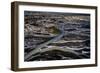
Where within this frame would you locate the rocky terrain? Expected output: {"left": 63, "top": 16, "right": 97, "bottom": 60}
{"left": 24, "top": 11, "right": 90, "bottom": 61}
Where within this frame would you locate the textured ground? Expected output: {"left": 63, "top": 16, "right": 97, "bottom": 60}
{"left": 24, "top": 11, "right": 90, "bottom": 61}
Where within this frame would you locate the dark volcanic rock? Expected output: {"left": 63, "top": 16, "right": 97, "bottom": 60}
{"left": 24, "top": 11, "right": 90, "bottom": 62}
{"left": 27, "top": 50, "right": 82, "bottom": 61}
